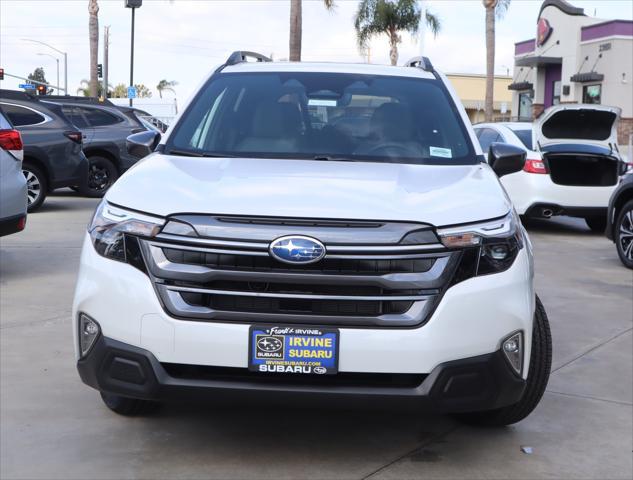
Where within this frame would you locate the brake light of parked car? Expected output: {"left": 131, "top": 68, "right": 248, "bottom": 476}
{"left": 523, "top": 157, "right": 548, "bottom": 174}
{"left": 0, "top": 129, "right": 23, "bottom": 152}
{"left": 64, "top": 131, "right": 83, "bottom": 144}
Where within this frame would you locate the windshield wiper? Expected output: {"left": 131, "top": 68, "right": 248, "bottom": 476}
{"left": 167, "top": 149, "right": 234, "bottom": 158}
{"left": 312, "top": 155, "right": 358, "bottom": 162}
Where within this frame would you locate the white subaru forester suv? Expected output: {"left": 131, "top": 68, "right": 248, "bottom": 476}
{"left": 73, "top": 52, "right": 551, "bottom": 426}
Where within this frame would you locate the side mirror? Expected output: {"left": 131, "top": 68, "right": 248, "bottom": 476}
{"left": 126, "top": 130, "right": 161, "bottom": 159}
{"left": 488, "top": 142, "right": 526, "bottom": 177}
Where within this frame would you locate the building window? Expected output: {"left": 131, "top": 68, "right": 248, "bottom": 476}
{"left": 553, "top": 81, "right": 561, "bottom": 105}
{"left": 518, "top": 92, "right": 533, "bottom": 121}
{"left": 583, "top": 84, "right": 601, "bottom": 104}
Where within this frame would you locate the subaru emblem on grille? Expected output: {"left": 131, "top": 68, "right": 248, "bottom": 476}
{"left": 269, "top": 235, "right": 326, "bottom": 264}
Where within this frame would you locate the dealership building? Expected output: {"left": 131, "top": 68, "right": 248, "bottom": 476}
{"left": 510, "top": 0, "right": 633, "bottom": 145}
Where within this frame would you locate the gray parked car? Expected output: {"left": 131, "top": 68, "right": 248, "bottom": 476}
{"left": 0, "top": 109, "right": 27, "bottom": 236}
{"left": 0, "top": 90, "right": 88, "bottom": 212}
{"left": 43, "top": 97, "right": 147, "bottom": 197}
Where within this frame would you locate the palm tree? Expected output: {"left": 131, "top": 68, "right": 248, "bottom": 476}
{"left": 289, "top": 0, "right": 335, "bottom": 62}
{"left": 77, "top": 79, "right": 111, "bottom": 97}
{"left": 483, "top": 0, "right": 510, "bottom": 121}
{"left": 88, "top": 0, "right": 99, "bottom": 97}
{"left": 354, "top": 0, "right": 440, "bottom": 66}
{"left": 157, "top": 79, "right": 178, "bottom": 99}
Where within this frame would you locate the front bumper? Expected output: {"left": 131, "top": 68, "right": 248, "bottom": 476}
{"left": 78, "top": 335, "right": 526, "bottom": 413}
{"left": 73, "top": 234, "right": 535, "bottom": 377}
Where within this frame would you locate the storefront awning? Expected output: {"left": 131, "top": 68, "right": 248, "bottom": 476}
{"left": 507, "top": 81, "right": 534, "bottom": 91}
{"left": 515, "top": 56, "right": 562, "bottom": 67}
{"left": 569, "top": 72, "right": 604, "bottom": 83}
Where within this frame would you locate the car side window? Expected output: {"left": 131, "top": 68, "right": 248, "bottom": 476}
{"left": 79, "top": 107, "right": 121, "bottom": 127}
{"left": 62, "top": 106, "right": 89, "bottom": 129}
{"left": 0, "top": 103, "right": 46, "bottom": 127}
{"left": 477, "top": 128, "right": 501, "bottom": 153}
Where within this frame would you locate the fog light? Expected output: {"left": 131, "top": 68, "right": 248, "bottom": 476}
{"left": 79, "top": 314, "right": 100, "bottom": 358}
{"left": 502, "top": 331, "right": 523, "bottom": 375}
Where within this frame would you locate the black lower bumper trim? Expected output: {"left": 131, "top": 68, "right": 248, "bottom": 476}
{"left": 78, "top": 336, "right": 526, "bottom": 413}
{"left": 0, "top": 214, "right": 26, "bottom": 237}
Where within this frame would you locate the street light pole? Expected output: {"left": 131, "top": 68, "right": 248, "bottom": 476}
{"left": 23, "top": 38, "right": 68, "bottom": 95}
{"left": 125, "top": 0, "right": 143, "bottom": 107}
{"left": 129, "top": 6, "right": 135, "bottom": 107}
{"left": 36, "top": 53, "right": 60, "bottom": 94}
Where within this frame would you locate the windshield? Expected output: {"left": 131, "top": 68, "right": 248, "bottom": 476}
{"left": 167, "top": 72, "right": 476, "bottom": 165}
{"left": 510, "top": 127, "right": 533, "bottom": 151}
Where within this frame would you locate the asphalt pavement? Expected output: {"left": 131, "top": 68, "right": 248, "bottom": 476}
{"left": 1, "top": 192, "right": 631, "bottom": 480}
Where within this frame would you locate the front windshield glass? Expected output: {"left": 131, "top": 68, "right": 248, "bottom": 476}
{"left": 168, "top": 72, "right": 475, "bottom": 165}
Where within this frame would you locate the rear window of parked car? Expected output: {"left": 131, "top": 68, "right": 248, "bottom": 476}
{"left": 0, "top": 103, "right": 46, "bottom": 127}
{"left": 79, "top": 107, "right": 121, "bottom": 127}
{"left": 168, "top": 72, "right": 476, "bottom": 165}
{"left": 510, "top": 127, "right": 533, "bottom": 150}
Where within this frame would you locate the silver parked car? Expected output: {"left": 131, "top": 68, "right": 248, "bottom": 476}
{"left": 0, "top": 109, "right": 27, "bottom": 236}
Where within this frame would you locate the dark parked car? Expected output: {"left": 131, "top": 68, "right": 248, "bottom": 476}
{"left": 44, "top": 97, "right": 148, "bottom": 196}
{"left": 0, "top": 90, "right": 88, "bottom": 212}
{"left": 606, "top": 173, "right": 633, "bottom": 268}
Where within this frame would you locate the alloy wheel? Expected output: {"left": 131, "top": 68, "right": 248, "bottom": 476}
{"left": 88, "top": 163, "right": 111, "bottom": 191}
{"left": 619, "top": 209, "right": 633, "bottom": 262}
{"left": 23, "top": 169, "right": 41, "bottom": 207}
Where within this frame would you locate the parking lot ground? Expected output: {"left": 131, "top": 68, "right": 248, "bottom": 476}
{"left": 1, "top": 193, "right": 632, "bottom": 480}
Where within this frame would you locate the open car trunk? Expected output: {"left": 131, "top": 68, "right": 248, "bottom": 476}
{"left": 543, "top": 148, "right": 620, "bottom": 187}
{"left": 535, "top": 104, "right": 622, "bottom": 187}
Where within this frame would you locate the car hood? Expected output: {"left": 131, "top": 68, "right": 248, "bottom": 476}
{"left": 106, "top": 155, "right": 511, "bottom": 227}
{"left": 534, "top": 104, "right": 621, "bottom": 150}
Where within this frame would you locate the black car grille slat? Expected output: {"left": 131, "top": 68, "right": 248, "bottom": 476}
{"left": 161, "top": 363, "right": 427, "bottom": 388}
{"left": 180, "top": 291, "right": 414, "bottom": 316}
{"left": 163, "top": 248, "right": 436, "bottom": 275}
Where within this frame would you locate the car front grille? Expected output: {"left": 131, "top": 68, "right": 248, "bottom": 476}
{"left": 139, "top": 216, "right": 459, "bottom": 327}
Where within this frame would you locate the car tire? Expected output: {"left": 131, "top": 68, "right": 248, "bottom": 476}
{"left": 615, "top": 200, "right": 633, "bottom": 269}
{"left": 79, "top": 156, "right": 118, "bottom": 198}
{"left": 584, "top": 215, "right": 607, "bottom": 233}
{"left": 22, "top": 163, "right": 48, "bottom": 212}
{"left": 100, "top": 392, "right": 161, "bottom": 416}
{"left": 455, "top": 295, "right": 552, "bottom": 427}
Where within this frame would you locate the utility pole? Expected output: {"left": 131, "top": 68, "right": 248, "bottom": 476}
{"left": 103, "top": 25, "right": 109, "bottom": 99}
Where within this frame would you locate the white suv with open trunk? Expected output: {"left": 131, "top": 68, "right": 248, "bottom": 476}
{"left": 73, "top": 52, "right": 552, "bottom": 426}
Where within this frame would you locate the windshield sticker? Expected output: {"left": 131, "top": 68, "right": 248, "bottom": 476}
{"left": 429, "top": 146, "right": 452, "bottom": 158}
{"left": 308, "top": 98, "right": 337, "bottom": 107}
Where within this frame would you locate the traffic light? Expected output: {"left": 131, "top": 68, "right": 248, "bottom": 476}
{"left": 97, "top": 64, "right": 103, "bottom": 78}
{"left": 0, "top": 68, "right": 4, "bottom": 80}
{"left": 36, "top": 84, "right": 46, "bottom": 96}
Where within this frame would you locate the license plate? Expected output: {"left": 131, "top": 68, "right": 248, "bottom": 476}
{"left": 248, "top": 325, "right": 339, "bottom": 375}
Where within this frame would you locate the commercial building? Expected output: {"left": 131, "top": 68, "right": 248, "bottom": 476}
{"left": 510, "top": 0, "right": 633, "bottom": 144}
{"left": 447, "top": 73, "right": 513, "bottom": 123}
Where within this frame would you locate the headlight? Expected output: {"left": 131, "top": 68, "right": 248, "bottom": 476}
{"left": 88, "top": 200, "right": 164, "bottom": 266}
{"left": 437, "top": 211, "right": 524, "bottom": 278}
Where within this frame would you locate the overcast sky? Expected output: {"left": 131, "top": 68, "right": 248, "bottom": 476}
{"left": 1, "top": 0, "right": 631, "bottom": 108}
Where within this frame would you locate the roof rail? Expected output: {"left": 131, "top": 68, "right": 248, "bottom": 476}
{"left": 225, "top": 51, "right": 272, "bottom": 66}
{"left": 404, "top": 56, "right": 434, "bottom": 73}
{"left": 0, "top": 89, "right": 40, "bottom": 101}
